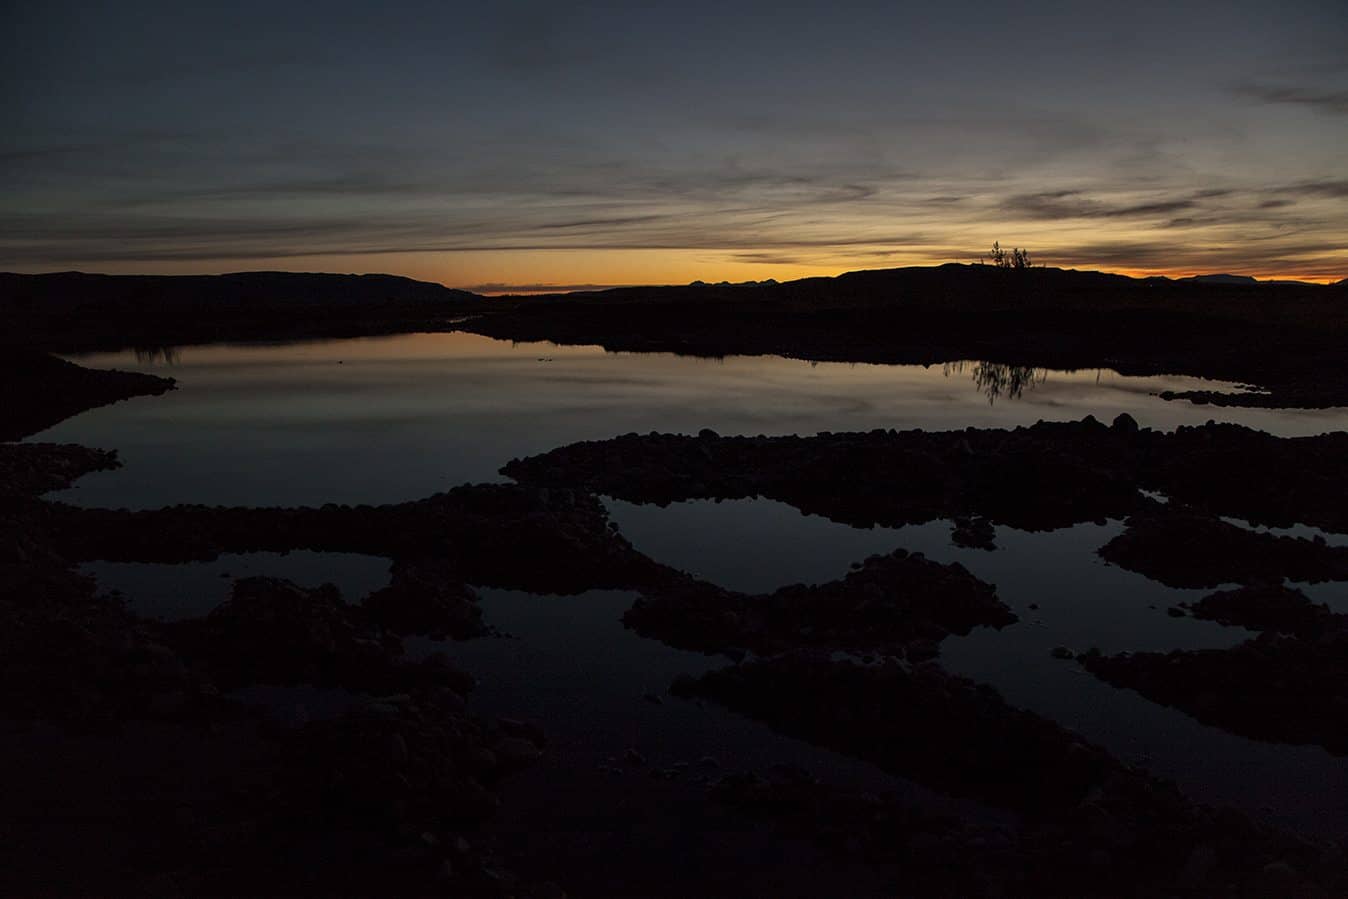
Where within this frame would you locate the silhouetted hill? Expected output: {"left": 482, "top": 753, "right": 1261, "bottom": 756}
{"left": 1178, "top": 273, "right": 1260, "bottom": 285}
{"left": 1179, "top": 273, "right": 1331, "bottom": 287}
{"left": 480, "top": 263, "right": 1343, "bottom": 329}
{"left": 0, "top": 271, "right": 480, "bottom": 350}
{"left": 469, "top": 263, "right": 1348, "bottom": 408}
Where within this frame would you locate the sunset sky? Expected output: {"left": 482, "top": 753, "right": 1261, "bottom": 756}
{"left": 3, "top": 1, "right": 1345, "bottom": 290}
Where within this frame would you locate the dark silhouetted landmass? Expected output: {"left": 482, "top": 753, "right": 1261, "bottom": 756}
{"left": 0, "top": 442, "right": 120, "bottom": 496}
{"left": 4, "top": 264, "right": 1347, "bottom": 406}
{"left": 466, "top": 264, "right": 1348, "bottom": 407}
{"left": 624, "top": 547, "right": 1014, "bottom": 656}
{"left": 1079, "top": 629, "right": 1348, "bottom": 755}
{"left": 1188, "top": 584, "right": 1346, "bottom": 637}
{"left": 1097, "top": 507, "right": 1348, "bottom": 587}
{"left": 0, "top": 270, "right": 479, "bottom": 351}
{"left": 672, "top": 655, "right": 1337, "bottom": 895}
{"left": 1178, "top": 273, "right": 1260, "bottom": 285}
{"left": 0, "top": 352, "right": 176, "bottom": 441}
{"left": 1077, "top": 583, "right": 1348, "bottom": 755}
{"left": 504, "top": 417, "right": 1348, "bottom": 534}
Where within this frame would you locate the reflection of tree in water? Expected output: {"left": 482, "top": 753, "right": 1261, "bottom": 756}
{"left": 943, "top": 361, "right": 1048, "bottom": 403}
{"left": 133, "top": 346, "right": 181, "bottom": 366}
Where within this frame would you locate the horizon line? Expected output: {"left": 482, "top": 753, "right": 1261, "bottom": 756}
{"left": 6, "top": 261, "right": 1342, "bottom": 294}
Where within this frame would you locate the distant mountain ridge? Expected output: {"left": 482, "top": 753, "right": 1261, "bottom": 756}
{"left": 0, "top": 270, "right": 479, "bottom": 311}
{"left": 1177, "top": 273, "right": 1333, "bottom": 288}
{"left": 1178, "top": 274, "right": 1260, "bottom": 285}
{"left": 0, "top": 270, "right": 481, "bottom": 350}
{"left": 3, "top": 264, "right": 1344, "bottom": 354}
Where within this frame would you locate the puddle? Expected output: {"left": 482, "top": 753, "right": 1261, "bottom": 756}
{"left": 604, "top": 497, "right": 1348, "bottom": 837}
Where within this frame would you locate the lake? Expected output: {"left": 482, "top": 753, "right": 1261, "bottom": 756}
{"left": 37, "top": 331, "right": 1345, "bottom": 509}
{"left": 33, "top": 331, "right": 1348, "bottom": 841}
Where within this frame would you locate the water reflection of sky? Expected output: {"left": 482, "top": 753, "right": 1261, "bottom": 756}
{"left": 606, "top": 497, "right": 1348, "bottom": 838}
{"left": 46, "top": 332, "right": 1348, "bottom": 841}
{"left": 35, "top": 331, "right": 1348, "bottom": 509}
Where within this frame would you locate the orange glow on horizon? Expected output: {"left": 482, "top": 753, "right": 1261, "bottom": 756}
{"left": 9, "top": 247, "right": 1341, "bottom": 291}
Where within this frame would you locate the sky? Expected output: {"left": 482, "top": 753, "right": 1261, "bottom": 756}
{"left": 2, "top": 0, "right": 1346, "bottom": 290}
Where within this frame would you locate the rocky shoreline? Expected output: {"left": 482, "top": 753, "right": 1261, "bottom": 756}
{"left": 1, "top": 442, "right": 565, "bottom": 895}
{"left": 624, "top": 548, "right": 1014, "bottom": 657}
{"left": 0, "top": 352, "right": 175, "bottom": 441}
{"left": 1074, "top": 583, "right": 1348, "bottom": 756}
{"left": 673, "top": 655, "right": 1340, "bottom": 896}
{"left": 3, "top": 353, "right": 1346, "bottom": 896}
{"left": 503, "top": 416, "right": 1348, "bottom": 533}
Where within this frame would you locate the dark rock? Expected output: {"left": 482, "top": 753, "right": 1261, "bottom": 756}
{"left": 503, "top": 418, "right": 1348, "bottom": 534}
{"left": 361, "top": 558, "right": 483, "bottom": 639}
{"left": 0, "top": 443, "right": 122, "bottom": 498}
{"left": 1189, "top": 584, "right": 1346, "bottom": 636}
{"left": 676, "top": 654, "right": 1335, "bottom": 894}
{"left": 0, "top": 353, "right": 175, "bottom": 442}
{"left": 492, "top": 736, "right": 543, "bottom": 771}
{"left": 1079, "top": 631, "right": 1348, "bottom": 754}
{"left": 1099, "top": 507, "right": 1348, "bottom": 588}
{"left": 37, "top": 482, "right": 664, "bottom": 595}
{"left": 495, "top": 717, "right": 546, "bottom": 747}
{"left": 167, "top": 577, "right": 392, "bottom": 690}
{"left": 625, "top": 548, "right": 1014, "bottom": 657}
{"left": 951, "top": 515, "right": 997, "bottom": 550}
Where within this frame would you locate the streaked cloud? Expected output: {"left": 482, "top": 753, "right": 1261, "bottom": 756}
{"left": 1235, "top": 83, "right": 1348, "bottom": 116}
{"left": 1, "top": 1, "right": 1343, "bottom": 283}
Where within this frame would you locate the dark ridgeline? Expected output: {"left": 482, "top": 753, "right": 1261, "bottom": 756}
{"left": 0, "top": 270, "right": 481, "bottom": 351}
{"left": 462, "top": 263, "right": 1348, "bottom": 408}
{"left": 4, "top": 263, "right": 1347, "bottom": 405}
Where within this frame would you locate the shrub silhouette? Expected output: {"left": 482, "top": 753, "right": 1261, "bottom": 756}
{"left": 986, "top": 242, "right": 1033, "bottom": 269}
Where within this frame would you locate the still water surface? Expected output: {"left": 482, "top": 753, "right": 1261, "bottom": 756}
{"left": 37, "top": 332, "right": 1348, "bottom": 839}
{"left": 37, "top": 331, "right": 1345, "bottom": 508}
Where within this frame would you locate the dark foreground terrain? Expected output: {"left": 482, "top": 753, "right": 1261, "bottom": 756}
{"left": 2, "top": 353, "right": 1346, "bottom": 897}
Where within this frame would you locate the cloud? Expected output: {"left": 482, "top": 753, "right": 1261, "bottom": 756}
{"left": 1282, "top": 179, "right": 1348, "bottom": 198}
{"left": 1002, "top": 190, "right": 1199, "bottom": 220}
{"left": 1234, "top": 83, "right": 1348, "bottom": 116}
{"left": 725, "top": 251, "right": 817, "bottom": 266}
{"left": 0, "top": 192, "right": 945, "bottom": 266}
{"left": 0, "top": 128, "right": 1339, "bottom": 281}
{"left": 1042, "top": 237, "right": 1348, "bottom": 280}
